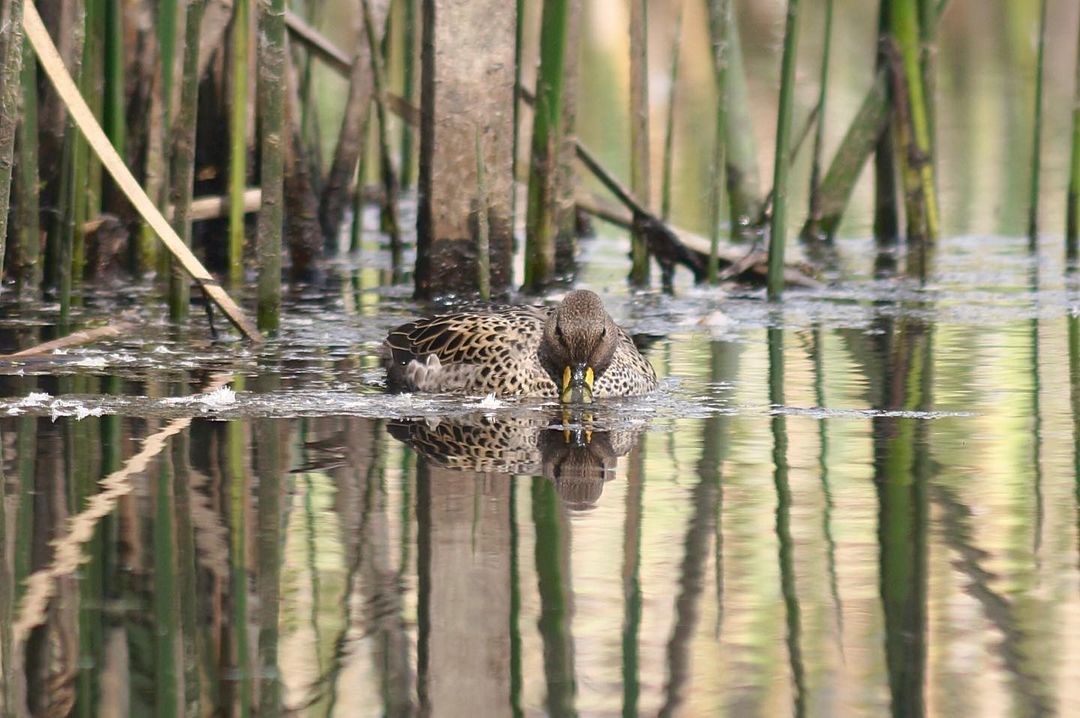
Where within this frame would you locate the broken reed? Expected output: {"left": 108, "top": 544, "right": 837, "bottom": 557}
{"left": 767, "top": 0, "right": 801, "bottom": 300}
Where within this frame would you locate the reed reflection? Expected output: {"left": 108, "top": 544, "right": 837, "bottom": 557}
{"left": 870, "top": 315, "right": 931, "bottom": 718}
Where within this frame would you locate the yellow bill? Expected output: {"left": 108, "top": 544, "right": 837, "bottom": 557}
{"left": 561, "top": 364, "right": 595, "bottom": 403}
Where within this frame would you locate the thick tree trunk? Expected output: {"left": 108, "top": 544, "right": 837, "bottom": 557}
{"left": 416, "top": 0, "right": 516, "bottom": 299}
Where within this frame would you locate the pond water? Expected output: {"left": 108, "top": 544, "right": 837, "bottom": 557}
{"left": 1, "top": 230, "right": 1079, "bottom": 717}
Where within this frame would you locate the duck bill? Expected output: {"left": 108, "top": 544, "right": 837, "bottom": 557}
{"left": 561, "top": 364, "right": 595, "bottom": 404}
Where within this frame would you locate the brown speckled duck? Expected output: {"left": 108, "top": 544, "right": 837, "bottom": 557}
{"left": 383, "top": 290, "right": 658, "bottom": 402}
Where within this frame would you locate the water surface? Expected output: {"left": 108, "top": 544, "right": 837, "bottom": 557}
{"left": 1, "top": 233, "right": 1079, "bottom": 716}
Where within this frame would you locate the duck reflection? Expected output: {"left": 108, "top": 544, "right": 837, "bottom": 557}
{"left": 386, "top": 410, "right": 642, "bottom": 508}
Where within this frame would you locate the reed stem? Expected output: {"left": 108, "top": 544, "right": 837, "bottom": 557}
{"left": 660, "top": 2, "right": 683, "bottom": 223}
{"left": 14, "top": 39, "right": 39, "bottom": 294}
{"left": 1028, "top": 0, "right": 1048, "bottom": 246}
{"left": 767, "top": 0, "right": 802, "bottom": 301}
{"left": 399, "top": 0, "right": 417, "bottom": 188}
{"left": 720, "top": 8, "right": 763, "bottom": 239}
{"left": 257, "top": 0, "right": 287, "bottom": 333}
{"left": 228, "top": 0, "right": 250, "bottom": 285}
{"left": 873, "top": 5, "right": 899, "bottom": 246}
{"left": 890, "top": 0, "right": 940, "bottom": 247}
{"left": 628, "top": 0, "right": 651, "bottom": 287}
{"left": 104, "top": 0, "right": 124, "bottom": 161}
{"left": 1068, "top": 6, "right": 1080, "bottom": 259}
{"left": 525, "top": 0, "right": 571, "bottom": 291}
{"left": 360, "top": 0, "right": 402, "bottom": 266}
{"left": 808, "top": 0, "right": 834, "bottom": 220}
{"left": 169, "top": 0, "right": 207, "bottom": 322}
{"left": 0, "top": 0, "right": 26, "bottom": 278}
{"left": 706, "top": 0, "right": 731, "bottom": 284}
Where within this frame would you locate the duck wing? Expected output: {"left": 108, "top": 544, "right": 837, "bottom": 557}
{"left": 384, "top": 307, "right": 549, "bottom": 394}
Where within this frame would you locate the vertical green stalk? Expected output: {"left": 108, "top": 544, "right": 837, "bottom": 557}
{"left": 660, "top": 2, "right": 683, "bottom": 223}
{"left": 257, "top": 0, "right": 286, "bottom": 334}
{"left": 1028, "top": 0, "right": 1048, "bottom": 246}
{"left": 767, "top": 0, "right": 802, "bottom": 301}
{"left": 627, "top": 0, "right": 650, "bottom": 287}
{"left": 511, "top": 0, "right": 524, "bottom": 228}
{"left": 808, "top": 0, "right": 834, "bottom": 219}
{"left": 57, "top": 1, "right": 87, "bottom": 328}
{"left": 917, "top": 0, "right": 936, "bottom": 150}
{"left": 14, "top": 37, "right": 39, "bottom": 294}
{"left": 1069, "top": 8, "right": 1080, "bottom": 259}
{"left": 399, "top": 0, "right": 417, "bottom": 188}
{"left": 890, "top": 0, "right": 940, "bottom": 246}
{"left": 524, "top": 0, "right": 571, "bottom": 291}
{"left": 228, "top": 0, "right": 250, "bottom": 285}
{"left": 0, "top": 0, "right": 26, "bottom": 274}
{"left": 706, "top": 0, "right": 730, "bottom": 284}
{"left": 475, "top": 128, "right": 490, "bottom": 300}
{"left": 73, "top": 0, "right": 102, "bottom": 291}
{"left": 169, "top": 0, "right": 206, "bottom": 322}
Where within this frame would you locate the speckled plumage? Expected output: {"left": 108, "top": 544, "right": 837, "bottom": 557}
{"left": 383, "top": 290, "right": 658, "bottom": 399}
{"left": 387, "top": 413, "right": 642, "bottom": 507}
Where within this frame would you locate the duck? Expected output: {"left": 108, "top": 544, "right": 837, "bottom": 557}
{"left": 383, "top": 290, "right": 658, "bottom": 402}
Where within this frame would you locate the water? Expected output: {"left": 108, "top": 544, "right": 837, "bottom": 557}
{"left": 1, "top": 232, "right": 1078, "bottom": 717}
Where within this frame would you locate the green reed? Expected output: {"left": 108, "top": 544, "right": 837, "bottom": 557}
{"left": 767, "top": 0, "right": 802, "bottom": 300}
{"left": 1028, "top": 0, "right": 1048, "bottom": 245}
{"left": 228, "top": 0, "right": 250, "bottom": 285}
{"left": 525, "top": 0, "right": 572, "bottom": 291}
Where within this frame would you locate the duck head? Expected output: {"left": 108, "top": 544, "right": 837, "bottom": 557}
{"left": 539, "top": 290, "right": 620, "bottom": 403}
